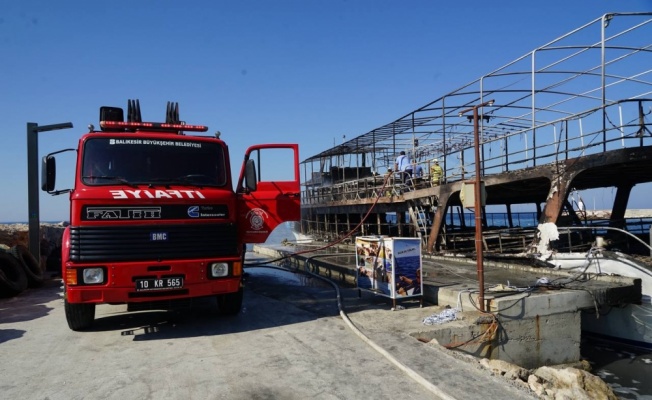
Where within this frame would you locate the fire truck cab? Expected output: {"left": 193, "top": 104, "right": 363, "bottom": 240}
{"left": 42, "top": 100, "right": 300, "bottom": 330}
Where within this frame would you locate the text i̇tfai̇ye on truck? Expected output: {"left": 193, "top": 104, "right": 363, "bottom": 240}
{"left": 42, "top": 100, "right": 300, "bottom": 331}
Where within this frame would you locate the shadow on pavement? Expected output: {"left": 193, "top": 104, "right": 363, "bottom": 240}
{"left": 0, "top": 279, "right": 60, "bottom": 325}
{"left": 83, "top": 267, "right": 351, "bottom": 340}
{"left": 0, "top": 328, "right": 26, "bottom": 344}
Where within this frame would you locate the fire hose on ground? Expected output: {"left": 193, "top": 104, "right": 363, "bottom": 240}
{"left": 244, "top": 253, "right": 458, "bottom": 400}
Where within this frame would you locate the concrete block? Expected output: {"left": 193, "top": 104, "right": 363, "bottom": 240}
{"left": 492, "top": 312, "right": 581, "bottom": 368}
{"left": 417, "top": 310, "right": 581, "bottom": 369}
{"left": 436, "top": 285, "right": 596, "bottom": 317}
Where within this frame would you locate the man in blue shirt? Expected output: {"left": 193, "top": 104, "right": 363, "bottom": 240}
{"left": 394, "top": 151, "right": 413, "bottom": 184}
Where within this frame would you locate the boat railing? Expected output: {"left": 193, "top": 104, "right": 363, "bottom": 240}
{"left": 557, "top": 225, "right": 652, "bottom": 256}
{"left": 442, "top": 226, "right": 538, "bottom": 254}
{"left": 302, "top": 100, "right": 652, "bottom": 206}
{"left": 583, "top": 217, "right": 652, "bottom": 236}
{"left": 302, "top": 172, "right": 433, "bottom": 204}
{"left": 444, "top": 219, "right": 652, "bottom": 255}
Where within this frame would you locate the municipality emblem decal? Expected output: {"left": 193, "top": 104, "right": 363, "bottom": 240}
{"left": 246, "top": 208, "right": 268, "bottom": 230}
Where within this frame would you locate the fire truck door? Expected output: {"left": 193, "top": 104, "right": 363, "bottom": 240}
{"left": 236, "top": 144, "right": 300, "bottom": 244}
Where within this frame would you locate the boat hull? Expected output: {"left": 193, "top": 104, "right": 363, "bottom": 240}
{"left": 582, "top": 303, "right": 652, "bottom": 350}
{"left": 548, "top": 249, "right": 652, "bottom": 348}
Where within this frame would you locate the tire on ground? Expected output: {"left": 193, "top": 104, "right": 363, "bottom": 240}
{"left": 217, "top": 288, "right": 244, "bottom": 316}
{"left": 10, "top": 244, "right": 43, "bottom": 287}
{"left": 65, "top": 298, "right": 96, "bottom": 331}
{"left": 46, "top": 246, "right": 63, "bottom": 272}
{"left": 0, "top": 251, "right": 29, "bottom": 297}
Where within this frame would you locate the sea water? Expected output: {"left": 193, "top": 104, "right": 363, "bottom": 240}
{"left": 582, "top": 341, "right": 652, "bottom": 399}
{"left": 385, "top": 212, "right": 539, "bottom": 227}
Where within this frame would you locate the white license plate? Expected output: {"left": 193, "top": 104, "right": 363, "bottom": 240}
{"left": 135, "top": 277, "right": 184, "bottom": 291}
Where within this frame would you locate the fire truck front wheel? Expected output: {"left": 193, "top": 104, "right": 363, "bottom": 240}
{"left": 216, "top": 288, "right": 243, "bottom": 316}
{"left": 65, "top": 299, "right": 96, "bottom": 331}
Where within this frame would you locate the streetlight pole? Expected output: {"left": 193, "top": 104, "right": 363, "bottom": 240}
{"left": 27, "top": 122, "right": 73, "bottom": 264}
{"left": 458, "top": 100, "right": 494, "bottom": 312}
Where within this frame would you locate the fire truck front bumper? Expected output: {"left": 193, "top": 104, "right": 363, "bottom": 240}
{"left": 63, "top": 259, "right": 243, "bottom": 304}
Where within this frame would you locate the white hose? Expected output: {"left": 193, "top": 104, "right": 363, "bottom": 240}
{"left": 246, "top": 256, "right": 457, "bottom": 400}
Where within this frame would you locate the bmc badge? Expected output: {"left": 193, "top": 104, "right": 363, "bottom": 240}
{"left": 150, "top": 232, "right": 168, "bottom": 241}
{"left": 246, "top": 208, "right": 268, "bottom": 230}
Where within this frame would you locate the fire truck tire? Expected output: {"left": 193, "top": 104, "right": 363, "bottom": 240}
{"left": 65, "top": 299, "right": 96, "bottom": 331}
{"left": 217, "top": 288, "right": 243, "bottom": 315}
{"left": 0, "top": 251, "right": 28, "bottom": 297}
{"left": 10, "top": 245, "right": 44, "bottom": 288}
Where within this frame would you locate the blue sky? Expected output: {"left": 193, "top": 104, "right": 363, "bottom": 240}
{"left": 2, "top": 0, "right": 651, "bottom": 221}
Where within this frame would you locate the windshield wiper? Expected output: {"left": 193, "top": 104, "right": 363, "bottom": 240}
{"left": 82, "top": 176, "right": 139, "bottom": 188}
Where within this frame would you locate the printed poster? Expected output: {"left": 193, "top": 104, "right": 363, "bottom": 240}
{"left": 355, "top": 236, "right": 422, "bottom": 299}
{"left": 392, "top": 238, "right": 422, "bottom": 298}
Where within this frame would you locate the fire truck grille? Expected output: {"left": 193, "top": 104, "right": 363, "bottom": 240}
{"left": 68, "top": 223, "right": 239, "bottom": 262}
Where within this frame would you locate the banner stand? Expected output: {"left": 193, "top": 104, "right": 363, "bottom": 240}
{"left": 355, "top": 236, "right": 423, "bottom": 309}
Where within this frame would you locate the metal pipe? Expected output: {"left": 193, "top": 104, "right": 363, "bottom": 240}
{"left": 472, "top": 106, "right": 485, "bottom": 312}
{"left": 26, "top": 121, "right": 73, "bottom": 264}
{"left": 26, "top": 123, "right": 40, "bottom": 264}
{"left": 458, "top": 100, "right": 494, "bottom": 312}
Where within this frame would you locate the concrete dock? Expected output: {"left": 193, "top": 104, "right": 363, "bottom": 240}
{"left": 253, "top": 242, "right": 641, "bottom": 369}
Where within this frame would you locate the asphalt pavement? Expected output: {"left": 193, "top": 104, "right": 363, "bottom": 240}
{"left": 0, "top": 262, "right": 538, "bottom": 400}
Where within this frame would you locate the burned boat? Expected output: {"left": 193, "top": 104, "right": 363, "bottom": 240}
{"left": 299, "top": 12, "right": 652, "bottom": 347}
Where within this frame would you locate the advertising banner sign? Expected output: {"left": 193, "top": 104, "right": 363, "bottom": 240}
{"left": 355, "top": 236, "right": 422, "bottom": 300}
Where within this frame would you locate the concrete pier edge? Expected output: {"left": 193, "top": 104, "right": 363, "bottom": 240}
{"left": 251, "top": 243, "right": 640, "bottom": 369}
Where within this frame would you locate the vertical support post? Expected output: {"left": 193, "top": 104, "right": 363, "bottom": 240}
{"left": 376, "top": 213, "right": 381, "bottom": 236}
{"left": 426, "top": 193, "right": 449, "bottom": 253}
{"left": 346, "top": 213, "right": 351, "bottom": 236}
{"left": 27, "top": 123, "right": 40, "bottom": 264}
{"left": 609, "top": 183, "right": 634, "bottom": 230}
{"left": 506, "top": 204, "right": 513, "bottom": 228}
{"left": 25, "top": 121, "right": 73, "bottom": 265}
{"left": 564, "top": 119, "right": 569, "bottom": 160}
{"left": 442, "top": 96, "right": 447, "bottom": 178}
{"left": 542, "top": 174, "right": 571, "bottom": 224}
{"left": 459, "top": 100, "right": 494, "bottom": 312}
{"left": 601, "top": 14, "right": 608, "bottom": 153}
{"left": 472, "top": 106, "right": 485, "bottom": 312}
{"left": 460, "top": 150, "right": 465, "bottom": 180}
{"left": 531, "top": 50, "right": 537, "bottom": 166}
{"left": 504, "top": 136, "right": 509, "bottom": 172}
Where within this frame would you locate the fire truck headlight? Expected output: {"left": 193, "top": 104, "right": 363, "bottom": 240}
{"left": 210, "top": 262, "right": 229, "bottom": 277}
{"left": 83, "top": 268, "right": 104, "bottom": 284}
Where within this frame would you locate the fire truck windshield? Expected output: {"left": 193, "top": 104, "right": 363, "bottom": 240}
{"left": 81, "top": 137, "right": 227, "bottom": 187}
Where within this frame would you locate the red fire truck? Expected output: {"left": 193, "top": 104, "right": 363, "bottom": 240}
{"left": 42, "top": 100, "right": 300, "bottom": 330}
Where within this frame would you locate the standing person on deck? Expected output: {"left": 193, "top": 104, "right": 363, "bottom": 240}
{"left": 394, "top": 151, "right": 413, "bottom": 185}
{"left": 430, "top": 159, "right": 443, "bottom": 186}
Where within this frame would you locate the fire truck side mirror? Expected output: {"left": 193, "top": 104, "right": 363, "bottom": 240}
{"left": 41, "top": 155, "right": 56, "bottom": 192}
{"left": 41, "top": 148, "right": 75, "bottom": 195}
{"left": 244, "top": 158, "right": 257, "bottom": 192}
